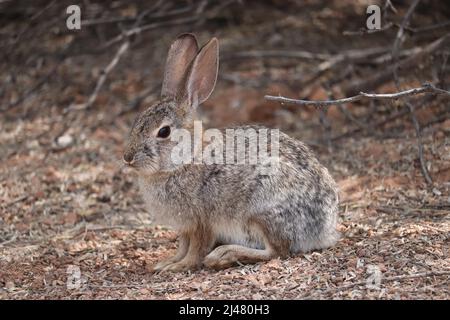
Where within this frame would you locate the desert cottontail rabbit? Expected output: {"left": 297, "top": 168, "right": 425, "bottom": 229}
{"left": 123, "top": 34, "right": 339, "bottom": 272}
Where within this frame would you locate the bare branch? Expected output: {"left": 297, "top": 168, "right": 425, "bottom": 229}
{"left": 224, "top": 50, "right": 332, "bottom": 61}
{"left": 329, "top": 94, "right": 439, "bottom": 142}
{"left": 81, "top": 5, "right": 193, "bottom": 27}
{"left": 102, "top": 16, "right": 200, "bottom": 49}
{"left": 407, "top": 20, "right": 450, "bottom": 33}
{"left": 392, "top": 0, "right": 421, "bottom": 72}
{"left": 406, "top": 101, "right": 434, "bottom": 185}
{"left": 0, "top": 66, "right": 57, "bottom": 112}
{"left": 264, "top": 83, "right": 449, "bottom": 107}
{"left": 390, "top": 0, "right": 433, "bottom": 186}
{"left": 316, "top": 47, "right": 389, "bottom": 73}
{"left": 67, "top": 41, "right": 130, "bottom": 112}
{"left": 342, "top": 34, "right": 449, "bottom": 96}
{"left": 343, "top": 22, "right": 394, "bottom": 36}
{"left": 343, "top": 20, "right": 450, "bottom": 36}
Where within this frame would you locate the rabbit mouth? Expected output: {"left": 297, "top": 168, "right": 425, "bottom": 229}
{"left": 124, "top": 161, "right": 155, "bottom": 175}
{"left": 125, "top": 155, "right": 160, "bottom": 174}
{"left": 123, "top": 160, "right": 139, "bottom": 169}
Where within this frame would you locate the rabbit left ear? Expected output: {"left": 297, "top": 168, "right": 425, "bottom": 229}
{"left": 183, "top": 38, "right": 219, "bottom": 107}
{"left": 161, "top": 33, "right": 199, "bottom": 99}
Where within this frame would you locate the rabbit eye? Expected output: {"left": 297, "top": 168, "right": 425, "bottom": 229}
{"left": 157, "top": 126, "right": 171, "bottom": 138}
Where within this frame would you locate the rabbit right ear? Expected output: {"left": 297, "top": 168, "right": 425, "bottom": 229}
{"left": 183, "top": 37, "right": 219, "bottom": 108}
{"left": 161, "top": 33, "right": 199, "bottom": 99}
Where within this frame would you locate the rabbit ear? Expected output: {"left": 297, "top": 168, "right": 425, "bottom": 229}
{"left": 184, "top": 37, "right": 219, "bottom": 107}
{"left": 161, "top": 33, "right": 199, "bottom": 99}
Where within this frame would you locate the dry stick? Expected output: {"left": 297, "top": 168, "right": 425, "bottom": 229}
{"left": 336, "top": 103, "right": 377, "bottom": 137}
{"left": 391, "top": 0, "right": 433, "bottom": 186}
{"left": 226, "top": 47, "right": 413, "bottom": 94}
{"left": 52, "top": 40, "right": 129, "bottom": 158}
{"left": 384, "top": 0, "right": 398, "bottom": 15}
{"left": 4, "top": 0, "right": 57, "bottom": 50}
{"left": 265, "top": 86, "right": 449, "bottom": 144}
{"left": 392, "top": 0, "right": 421, "bottom": 64}
{"left": 80, "top": 3, "right": 152, "bottom": 108}
{"left": 225, "top": 47, "right": 390, "bottom": 69}
{"left": 343, "top": 22, "right": 394, "bottom": 36}
{"left": 1, "top": 66, "right": 57, "bottom": 112}
{"left": 225, "top": 47, "right": 391, "bottom": 92}
{"left": 301, "top": 47, "right": 395, "bottom": 95}
{"left": 316, "top": 47, "right": 389, "bottom": 74}
{"left": 407, "top": 20, "right": 450, "bottom": 33}
{"left": 373, "top": 47, "right": 421, "bottom": 64}
{"left": 0, "top": 233, "right": 18, "bottom": 247}
{"left": 81, "top": 4, "right": 192, "bottom": 27}
{"left": 331, "top": 93, "right": 441, "bottom": 141}
{"left": 101, "top": 0, "right": 231, "bottom": 50}
{"left": 225, "top": 50, "right": 332, "bottom": 61}
{"left": 342, "top": 34, "right": 449, "bottom": 96}
{"left": 102, "top": 16, "right": 199, "bottom": 49}
{"left": 343, "top": 20, "right": 450, "bottom": 36}
{"left": 424, "top": 109, "right": 450, "bottom": 128}
{"left": 2, "top": 195, "right": 29, "bottom": 208}
{"left": 376, "top": 205, "right": 450, "bottom": 214}
{"left": 264, "top": 83, "right": 450, "bottom": 107}
{"left": 404, "top": 100, "right": 433, "bottom": 185}
{"left": 91, "top": 83, "right": 160, "bottom": 130}
{"left": 67, "top": 41, "right": 130, "bottom": 112}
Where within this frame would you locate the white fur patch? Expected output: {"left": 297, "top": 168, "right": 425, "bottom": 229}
{"left": 212, "top": 217, "right": 264, "bottom": 249}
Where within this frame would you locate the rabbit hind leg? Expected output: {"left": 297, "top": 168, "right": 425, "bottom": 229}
{"left": 203, "top": 220, "right": 290, "bottom": 269}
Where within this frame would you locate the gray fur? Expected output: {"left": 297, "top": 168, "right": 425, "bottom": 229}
{"left": 136, "top": 125, "right": 339, "bottom": 254}
{"left": 124, "top": 35, "right": 339, "bottom": 270}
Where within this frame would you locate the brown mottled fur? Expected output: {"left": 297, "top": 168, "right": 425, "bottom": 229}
{"left": 123, "top": 34, "right": 340, "bottom": 272}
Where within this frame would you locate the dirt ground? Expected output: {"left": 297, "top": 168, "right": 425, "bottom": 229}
{"left": 0, "top": 1, "right": 449, "bottom": 299}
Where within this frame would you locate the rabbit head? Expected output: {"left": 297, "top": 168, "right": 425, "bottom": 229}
{"left": 123, "top": 34, "right": 219, "bottom": 175}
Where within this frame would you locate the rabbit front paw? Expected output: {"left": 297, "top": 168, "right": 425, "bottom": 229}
{"left": 151, "top": 259, "right": 177, "bottom": 272}
{"left": 155, "top": 260, "right": 200, "bottom": 273}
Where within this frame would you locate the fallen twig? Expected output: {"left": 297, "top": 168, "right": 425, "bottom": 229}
{"left": 1, "top": 67, "right": 56, "bottom": 112}
{"left": 391, "top": 0, "right": 433, "bottom": 186}
{"left": 0, "top": 233, "right": 18, "bottom": 247}
{"left": 2, "top": 195, "right": 29, "bottom": 208}
{"left": 342, "top": 34, "right": 449, "bottom": 96}
{"left": 316, "top": 47, "right": 389, "bottom": 74}
{"left": 102, "top": 16, "right": 199, "bottom": 49}
{"left": 392, "top": 0, "right": 421, "bottom": 74}
{"left": 81, "top": 5, "right": 193, "bottom": 27}
{"left": 405, "top": 100, "right": 433, "bottom": 185}
{"left": 264, "top": 83, "right": 449, "bottom": 107}
{"left": 375, "top": 205, "right": 450, "bottom": 215}
{"left": 224, "top": 50, "right": 331, "bottom": 61}
{"left": 406, "top": 20, "right": 450, "bottom": 33}
{"left": 343, "top": 22, "right": 394, "bottom": 36}
{"left": 343, "top": 19, "right": 450, "bottom": 36}
{"left": 328, "top": 94, "right": 440, "bottom": 141}
{"left": 66, "top": 41, "right": 130, "bottom": 112}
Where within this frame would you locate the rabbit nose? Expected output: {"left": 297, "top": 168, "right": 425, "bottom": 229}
{"left": 123, "top": 151, "right": 135, "bottom": 164}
